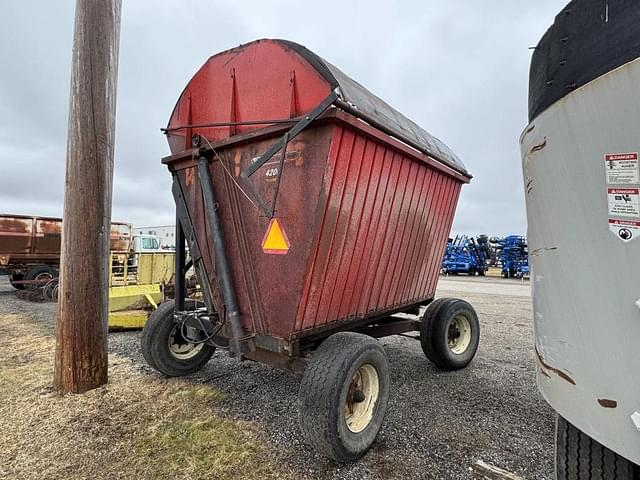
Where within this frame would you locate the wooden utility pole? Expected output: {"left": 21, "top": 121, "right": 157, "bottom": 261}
{"left": 54, "top": 0, "right": 122, "bottom": 393}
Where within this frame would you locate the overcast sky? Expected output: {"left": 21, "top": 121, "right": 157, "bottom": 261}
{"left": 0, "top": 1, "right": 565, "bottom": 235}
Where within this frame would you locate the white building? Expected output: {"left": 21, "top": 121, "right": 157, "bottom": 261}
{"left": 134, "top": 225, "right": 175, "bottom": 249}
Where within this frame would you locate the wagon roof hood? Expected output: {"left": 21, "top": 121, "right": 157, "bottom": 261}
{"left": 167, "top": 39, "right": 468, "bottom": 177}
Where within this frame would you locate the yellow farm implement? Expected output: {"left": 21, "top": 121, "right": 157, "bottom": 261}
{"left": 108, "top": 252, "right": 174, "bottom": 330}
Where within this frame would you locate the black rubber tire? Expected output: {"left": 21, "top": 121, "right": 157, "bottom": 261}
{"left": 556, "top": 415, "right": 639, "bottom": 479}
{"left": 298, "top": 332, "right": 390, "bottom": 463}
{"left": 24, "top": 266, "right": 56, "bottom": 289}
{"left": 420, "top": 297, "right": 480, "bottom": 370}
{"left": 9, "top": 273, "right": 25, "bottom": 290}
{"left": 140, "top": 299, "right": 215, "bottom": 377}
{"left": 420, "top": 298, "right": 451, "bottom": 364}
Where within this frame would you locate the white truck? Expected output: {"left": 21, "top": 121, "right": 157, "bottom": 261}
{"left": 132, "top": 234, "right": 164, "bottom": 254}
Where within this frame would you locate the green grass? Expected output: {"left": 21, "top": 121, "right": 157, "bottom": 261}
{"left": 0, "top": 313, "right": 290, "bottom": 480}
{"left": 137, "top": 417, "right": 281, "bottom": 480}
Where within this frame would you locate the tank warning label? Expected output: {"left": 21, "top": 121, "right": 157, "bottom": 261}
{"left": 609, "top": 219, "right": 640, "bottom": 242}
{"left": 605, "top": 152, "right": 639, "bottom": 184}
{"left": 607, "top": 188, "right": 640, "bottom": 218}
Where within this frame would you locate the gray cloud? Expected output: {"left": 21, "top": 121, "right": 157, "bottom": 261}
{"left": 0, "top": 0, "right": 564, "bottom": 234}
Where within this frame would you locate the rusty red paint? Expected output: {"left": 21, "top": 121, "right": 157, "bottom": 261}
{"left": 539, "top": 368, "right": 552, "bottom": 379}
{"left": 164, "top": 40, "right": 470, "bottom": 342}
{"left": 597, "top": 398, "right": 618, "bottom": 408}
{"left": 294, "top": 127, "right": 463, "bottom": 331}
{"left": 0, "top": 214, "right": 132, "bottom": 266}
{"left": 535, "top": 345, "right": 577, "bottom": 385}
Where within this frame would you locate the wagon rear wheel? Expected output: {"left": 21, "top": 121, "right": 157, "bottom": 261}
{"left": 141, "top": 299, "right": 215, "bottom": 377}
{"left": 298, "top": 332, "right": 390, "bottom": 463}
{"left": 420, "top": 297, "right": 480, "bottom": 370}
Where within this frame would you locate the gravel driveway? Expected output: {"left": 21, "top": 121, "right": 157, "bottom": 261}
{"left": 0, "top": 275, "right": 554, "bottom": 479}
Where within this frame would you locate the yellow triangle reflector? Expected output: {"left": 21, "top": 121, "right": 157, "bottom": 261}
{"left": 261, "top": 218, "right": 290, "bottom": 254}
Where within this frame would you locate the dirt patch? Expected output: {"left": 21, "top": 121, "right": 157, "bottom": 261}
{"left": 0, "top": 314, "right": 291, "bottom": 480}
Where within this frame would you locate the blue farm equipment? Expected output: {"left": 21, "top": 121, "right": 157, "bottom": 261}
{"left": 495, "top": 235, "right": 529, "bottom": 278}
{"left": 441, "top": 235, "right": 489, "bottom": 275}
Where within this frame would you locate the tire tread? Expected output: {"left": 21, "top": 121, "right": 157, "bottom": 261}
{"left": 140, "top": 300, "right": 214, "bottom": 377}
{"left": 298, "top": 332, "right": 389, "bottom": 462}
{"left": 420, "top": 298, "right": 480, "bottom": 370}
{"left": 556, "top": 416, "right": 639, "bottom": 479}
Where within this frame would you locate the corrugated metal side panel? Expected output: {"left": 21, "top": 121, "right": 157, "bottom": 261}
{"left": 422, "top": 178, "right": 460, "bottom": 297}
{"left": 296, "top": 125, "right": 462, "bottom": 332}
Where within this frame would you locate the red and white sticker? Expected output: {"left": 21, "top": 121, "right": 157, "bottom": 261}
{"left": 609, "top": 219, "right": 640, "bottom": 242}
{"left": 605, "top": 152, "right": 639, "bottom": 185}
{"left": 607, "top": 187, "right": 640, "bottom": 218}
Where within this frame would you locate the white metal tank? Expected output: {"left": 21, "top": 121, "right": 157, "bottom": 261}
{"left": 521, "top": 0, "right": 640, "bottom": 475}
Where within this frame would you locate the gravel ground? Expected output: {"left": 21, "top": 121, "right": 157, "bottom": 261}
{"left": 0, "top": 275, "right": 554, "bottom": 479}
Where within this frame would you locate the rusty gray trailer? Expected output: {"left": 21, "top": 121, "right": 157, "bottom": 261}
{"left": 0, "top": 214, "right": 132, "bottom": 289}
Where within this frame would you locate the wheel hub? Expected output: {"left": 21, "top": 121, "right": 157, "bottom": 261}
{"left": 167, "top": 325, "right": 204, "bottom": 360}
{"left": 344, "top": 364, "right": 380, "bottom": 433}
{"left": 448, "top": 315, "right": 472, "bottom": 354}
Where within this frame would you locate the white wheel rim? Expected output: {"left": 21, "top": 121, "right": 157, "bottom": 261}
{"left": 344, "top": 364, "right": 380, "bottom": 433}
{"left": 448, "top": 315, "right": 472, "bottom": 354}
{"left": 168, "top": 325, "right": 204, "bottom": 360}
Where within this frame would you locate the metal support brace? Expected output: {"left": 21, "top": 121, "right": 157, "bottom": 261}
{"left": 174, "top": 211, "right": 186, "bottom": 312}
{"left": 242, "top": 91, "right": 338, "bottom": 178}
{"left": 238, "top": 91, "right": 339, "bottom": 216}
{"left": 196, "top": 155, "right": 244, "bottom": 356}
{"left": 270, "top": 131, "right": 289, "bottom": 217}
{"left": 171, "top": 177, "right": 216, "bottom": 315}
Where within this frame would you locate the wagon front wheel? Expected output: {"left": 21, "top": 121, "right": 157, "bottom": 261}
{"left": 420, "top": 297, "right": 480, "bottom": 370}
{"left": 298, "top": 332, "right": 390, "bottom": 463}
{"left": 141, "top": 300, "right": 215, "bottom": 377}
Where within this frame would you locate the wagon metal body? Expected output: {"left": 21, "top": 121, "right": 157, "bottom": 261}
{"left": 145, "top": 39, "right": 477, "bottom": 461}
{"left": 162, "top": 39, "right": 470, "bottom": 363}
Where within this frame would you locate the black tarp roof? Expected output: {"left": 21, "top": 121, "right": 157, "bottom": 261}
{"left": 529, "top": 0, "right": 640, "bottom": 121}
{"left": 279, "top": 40, "right": 468, "bottom": 176}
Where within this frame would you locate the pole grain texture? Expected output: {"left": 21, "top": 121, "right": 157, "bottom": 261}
{"left": 54, "top": 0, "right": 122, "bottom": 393}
